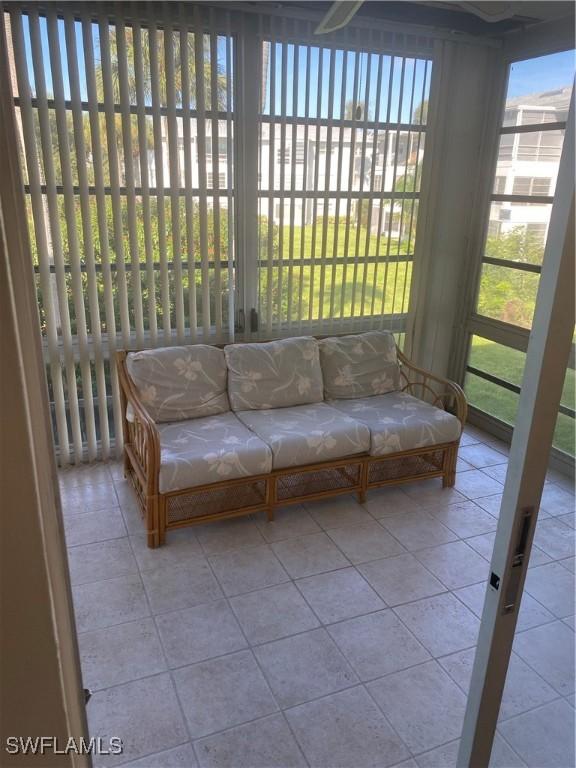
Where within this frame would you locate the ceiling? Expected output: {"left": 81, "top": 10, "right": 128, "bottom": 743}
{"left": 266, "top": 1, "right": 575, "bottom": 37}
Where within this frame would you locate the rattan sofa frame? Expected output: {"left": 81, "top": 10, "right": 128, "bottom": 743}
{"left": 117, "top": 343, "right": 467, "bottom": 548}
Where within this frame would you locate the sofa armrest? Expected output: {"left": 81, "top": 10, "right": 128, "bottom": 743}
{"left": 397, "top": 349, "right": 468, "bottom": 427}
{"left": 116, "top": 351, "right": 161, "bottom": 496}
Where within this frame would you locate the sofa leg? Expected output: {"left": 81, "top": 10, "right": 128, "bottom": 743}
{"left": 358, "top": 489, "right": 367, "bottom": 504}
{"left": 146, "top": 495, "right": 160, "bottom": 549}
{"left": 266, "top": 507, "right": 275, "bottom": 522}
{"left": 443, "top": 471, "right": 456, "bottom": 488}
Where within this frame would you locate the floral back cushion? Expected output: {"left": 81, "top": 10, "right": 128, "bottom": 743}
{"left": 224, "top": 336, "right": 324, "bottom": 411}
{"left": 318, "top": 330, "right": 400, "bottom": 400}
{"left": 126, "top": 345, "right": 229, "bottom": 422}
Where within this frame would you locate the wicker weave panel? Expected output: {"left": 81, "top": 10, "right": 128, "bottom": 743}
{"left": 276, "top": 463, "right": 361, "bottom": 501}
{"left": 166, "top": 480, "right": 267, "bottom": 526}
{"left": 368, "top": 450, "right": 444, "bottom": 485}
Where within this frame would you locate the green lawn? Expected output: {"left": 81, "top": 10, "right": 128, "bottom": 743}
{"left": 465, "top": 336, "right": 575, "bottom": 456}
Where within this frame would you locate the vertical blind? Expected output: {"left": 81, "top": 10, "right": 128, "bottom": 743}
{"left": 5, "top": 5, "right": 435, "bottom": 464}
{"left": 7, "top": 6, "right": 235, "bottom": 463}
{"left": 256, "top": 16, "right": 432, "bottom": 336}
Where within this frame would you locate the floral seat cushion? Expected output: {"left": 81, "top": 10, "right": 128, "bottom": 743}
{"left": 225, "top": 336, "right": 324, "bottom": 411}
{"left": 235, "top": 403, "right": 370, "bottom": 470}
{"left": 318, "top": 330, "right": 400, "bottom": 400}
{"left": 329, "top": 392, "right": 461, "bottom": 456}
{"left": 157, "top": 412, "right": 272, "bottom": 493}
{"left": 127, "top": 345, "right": 229, "bottom": 422}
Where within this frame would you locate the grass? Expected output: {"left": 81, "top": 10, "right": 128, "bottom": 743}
{"left": 465, "top": 336, "right": 575, "bottom": 456}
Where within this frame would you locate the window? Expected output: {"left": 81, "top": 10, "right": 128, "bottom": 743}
{"left": 258, "top": 41, "right": 432, "bottom": 333}
{"left": 7, "top": 7, "right": 235, "bottom": 462}
{"left": 465, "top": 50, "right": 575, "bottom": 457}
{"left": 207, "top": 172, "right": 227, "bottom": 188}
{"left": 512, "top": 177, "right": 551, "bottom": 196}
{"left": 6, "top": 8, "right": 436, "bottom": 462}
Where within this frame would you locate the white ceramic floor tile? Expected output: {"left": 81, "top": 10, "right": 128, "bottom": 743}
{"left": 414, "top": 540, "right": 489, "bottom": 590}
{"left": 358, "top": 553, "right": 446, "bottom": 607}
{"left": 481, "top": 464, "right": 510, "bottom": 485}
{"left": 400, "top": 481, "right": 466, "bottom": 508}
{"left": 271, "top": 532, "right": 350, "bottom": 579}
{"left": 438, "top": 647, "right": 559, "bottom": 722}
{"left": 254, "top": 505, "right": 321, "bottom": 542}
{"left": 194, "top": 714, "right": 307, "bottom": 768}
{"left": 306, "top": 494, "right": 374, "bottom": 530}
{"left": 61, "top": 481, "right": 118, "bottom": 515}
{"left": 208, "top": 545, "right": 289, "bottom": 597}
{"left": 453, "top": 582, "right": 555, "bottom": 633}
{"left": 464, "top": 531, "right": 551, "bottom": 568}
{"left": 173, "top": 650, "right": 278, "bottom": 739}
{"left": 367, "top": 660, "right": 467, "bottom": 754}
{"left": 59, "top": 463, "right": 113, "bottom": 489}
{"left": 295, "top": 567, "right": 386, "bottom": 623}
{"left": 394, "top": 592, "right": 480, "bottom": 657}
{"left": 195, "top": 517, "right": 265, "bottom": 556}
{"left": 473, "top": 493, "right": 503, "bottom": 518}
{"left": 540, "top": 484, "right": 576, "bottom": 517}
{"left": 533, "top": 517, "right": 575, "bottom": 560}
{"left": 426, "top": 500, "right": 497, "bottom": 538}
{"left": 88, "top": 674, "right": 188, "bottom": 767}
{"left": 229, "top": 582, "right": 320, "bottom": 645}
{"left": 285, "top": 686, "right": 410, "bottom": 768}
{"left": 327, "top": 520, "right": 405, "bottom": 564}
{"left": 155, "top": 600, "right": 247, "bottom": 668}
{"left": 362, "top": 486, "right": 421, "bottom": 518}
{"left": 379, "top": 511, "right": 457, "bottom": 551}
{"left": 129, "top": 528, "right": 203, "bottom": 573}
{"left": 415, "top": 734, "right": 526, "bottom": 767}
{"left": 459, "top": 443, "right": 508, "bottom": 469}
{"left": 68, "top": 538, "right": 138, "bottom": 585}
{"left": 455, "top": 470, "right": 503, "bottom": 500}
{"left": 254, "top": 628, "right": 358, "bottom": 708}
{"left": 141, "top": 560, "right": 223, "bottom": 615}
{"left": 117, "top": 743, "right": 197, "bottom": 768}
{"left": 64, "top": 507, "right": 127, "bottom": 547}
{"left": 513, "top": 621, "right": 575, "bottom": 696}
{"left": 498, "top": 699, "right": 575, "bottom": 768}
{"left": 327, "top": 609, "right": 430, "bottom": 681}
{"left": 524, "top": 561, "right": 575, "bottom": 618}
{"left": 73, "top": 574, "right": 150, "bottom": 633}
{"left": 79, "top": 618, "right": 166, "bottom": 690}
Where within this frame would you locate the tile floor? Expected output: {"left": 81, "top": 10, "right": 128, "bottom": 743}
{"left": 59, "top": 425, "right": 576, "bottom": 768}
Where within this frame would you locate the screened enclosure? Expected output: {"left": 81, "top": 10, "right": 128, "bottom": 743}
{"left": 3, "top": 4, "right": 574, "bottom": 467}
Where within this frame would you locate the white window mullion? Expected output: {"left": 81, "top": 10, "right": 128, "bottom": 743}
{"left": 29, "top": 10, "right": 84, "bottom": 463}
{"left": 275, "top": 32, "right": 288, "bottom": 328}
{"left": 308, "top": 42, "right": 325, "bottom": 324}
{"left": 10, "top": 10, "right": 71, "bottom": 465}
{"left": 265, "top": 38, "right": 276, "bottom": 335}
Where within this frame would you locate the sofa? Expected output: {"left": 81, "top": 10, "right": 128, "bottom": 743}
{"left": 117, "top": 331, "right": 467, "bottom": 547}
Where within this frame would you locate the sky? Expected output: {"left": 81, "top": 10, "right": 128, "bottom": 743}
{"left": 18, "top": 14, "right": 575, "bottom": 123}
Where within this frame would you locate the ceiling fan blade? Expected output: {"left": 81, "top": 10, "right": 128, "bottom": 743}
{"left": 459, "top": 1, "right": 515, "bottom": 22}
{"left": 314, "top": 0, "right": 365, "bottom": 34}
